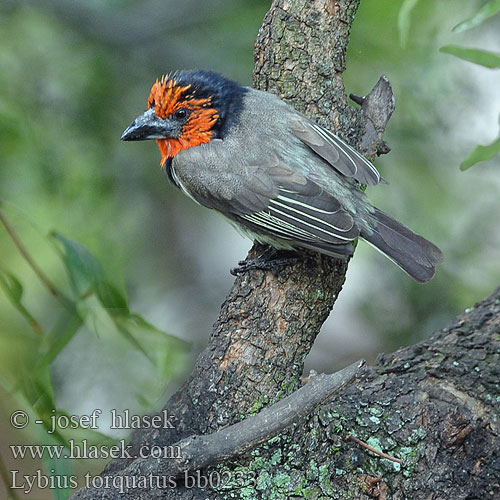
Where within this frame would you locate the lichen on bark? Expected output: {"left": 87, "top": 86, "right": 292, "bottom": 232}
{"left": 214, "top": 288, "right": 500, "bottom": 499}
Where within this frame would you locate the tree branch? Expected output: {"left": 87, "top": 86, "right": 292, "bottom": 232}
{"left": 351, "top": 75, "right": 396, "bottom": 156}
{"left": 71, "top": 360, "right": 363, "bottom": 500}
{"left": 174, "top": 360, "right": 364, "bottom": 473}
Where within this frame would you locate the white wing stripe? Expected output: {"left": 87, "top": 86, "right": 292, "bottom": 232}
{"left": 253, "top": 212, "right": 314, "bottom": 238}
{"left": 277, "top": 187, "right": 300, "bottom": 195}
{"left": 311, "top": 123, "right": 358, "bottom": 173}
{"left": 311, "top": 123, "right": 381, "bottom": 181}
{"left": 268, "top": 205, "right": 353, "bottom": 241}
{"left": 242, "top": 214, "right": 292, "bottom": 237}
{"left": 270, "top": 199, "right": 353, "bottom": 233}
{"left": 256, "top": 212, "right": 319, "bottom": 240}
{"left": 242, "top": 213, "right": 316, "bottom": 241}
{"left": 277, "top": 194, "right": 338, "bottom": 215}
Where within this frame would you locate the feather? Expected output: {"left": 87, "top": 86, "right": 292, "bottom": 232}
{"left": 291, "top": 118, "right": 384, "bottom": 186}
{"left": 361, "top": 209, "right": 443, "bottom": 282}
{"left": 239, "top": 181, "right": 359, "bottom": 246}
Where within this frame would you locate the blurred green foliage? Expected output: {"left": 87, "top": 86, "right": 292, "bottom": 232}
{"left": 440, "top": 44, "right": 500, "bottom": 68}
{"left": 438, "top": 1, "right": 500, "bottom": 170}
{"left": 459, "top": 133, "right": 500, "bottom": 171}
{"left": 0, "top": 0, "right": 499, "bottom": 497}
{"left": 453, "top": 0, "right": 500, "bottom": 32}
{"left": 0, "top": 204, "right": 187, "bottom": 499}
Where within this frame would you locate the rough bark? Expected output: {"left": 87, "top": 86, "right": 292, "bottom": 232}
{"left": 69, "top": 1, "right": 500, "bottom": 500}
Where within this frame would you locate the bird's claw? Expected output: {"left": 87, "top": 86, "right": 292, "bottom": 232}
{"left": 230, "top": 249, "right": 301, "bottom": 276}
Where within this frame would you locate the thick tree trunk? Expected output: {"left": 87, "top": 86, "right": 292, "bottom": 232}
{"left": 205, "top": 287, "right": 500, "bottom": 500}
{"left": 70, "top": 1, "right": 499, "bottom": 499}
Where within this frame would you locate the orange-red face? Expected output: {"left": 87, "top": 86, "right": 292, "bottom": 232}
{"left": 122, "top": 71, "right": 247, "bottom": 167}
{"left": 146, "top": 76, "right": 219, "bottom": 165}
{"left": 121, "top": 75, "right": 220, "bottom": 166}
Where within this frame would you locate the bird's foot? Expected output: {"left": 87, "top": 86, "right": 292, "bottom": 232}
{"left": 230, "top": 247, "right": 301, "bottom": 276}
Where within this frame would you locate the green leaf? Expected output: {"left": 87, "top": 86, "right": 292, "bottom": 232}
{"left": 460, "top": 134, "right": 500, "bottom": 170}
{"left": 114, "top": 313, "right": 189, "bottom": 371}
{"left": 38, "top": 307, "right": 83, "bottom": 367}
{"left": 111, "top": 316, "right": 154, "bottom": 362}
{"left": 96, "top": 280, "right": 129, "bottom": 315}
{"left": 50, "top": 232, "right": 104, "bottom": 299}
{"left": 398, "top": 0, "right": 420, "bottom": 48}
{"left": 0, "top": 269, "right": 22, "bottom": 301}
{"left": 453, "top": 0, "right": 500, "bottom": 32}
{"left": 440, "top": 45, "right": 500, "bottom": 68}
{"left": 17, "top": 365, "right": 59, "bottom": 435}
{"left": 0, "top": 270, "right": 43, "bottom": 336}
{"left": 49, "top": 232, "right": 129, "bottom": 314}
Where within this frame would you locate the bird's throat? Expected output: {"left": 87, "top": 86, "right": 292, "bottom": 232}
{"left": 156, "top": 129, "right": 213, "bottom": 167}
{"left": 156, "top": 139, "right": 184, "bottom": 167}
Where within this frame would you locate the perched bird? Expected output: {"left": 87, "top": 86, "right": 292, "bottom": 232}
{"left": 121, "top": 70, "right": 442, "bottom": 282}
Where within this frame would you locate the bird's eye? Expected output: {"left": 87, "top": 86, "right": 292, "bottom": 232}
{"left": 174, "top": 108, "right": 189, "bottom": 120}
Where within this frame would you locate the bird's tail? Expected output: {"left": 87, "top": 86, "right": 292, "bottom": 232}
{"left": 361, "top": 208, "right": 442, "bottom": 283}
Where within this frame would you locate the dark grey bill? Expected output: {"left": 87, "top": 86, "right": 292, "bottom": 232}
{"left": 121, "top": 108, "right": 179, "bottom": 141}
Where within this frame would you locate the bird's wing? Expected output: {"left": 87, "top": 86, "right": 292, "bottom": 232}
{"left": 290, "top": 117, "right": 384, "bottom": 186}
{"left": 173, "top": 145, "right": 359, "bottom": 246}
{"left": 238, "top": 177, "right": 359, "bottom": 246}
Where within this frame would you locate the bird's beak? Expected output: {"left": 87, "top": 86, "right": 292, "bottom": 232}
{"left": 120, "top": 108, "right": 177, "bottom": 141}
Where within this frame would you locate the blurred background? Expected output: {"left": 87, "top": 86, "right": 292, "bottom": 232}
{"left": 1, "top": 0, "right": 499, "bottom": 498}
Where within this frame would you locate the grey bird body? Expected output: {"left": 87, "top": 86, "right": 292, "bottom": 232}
{"left": 121, "top": 71, "right": 442, "bottom": 282}
{"left": 171, "top": 90, "right": 371, "bottom": 249}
